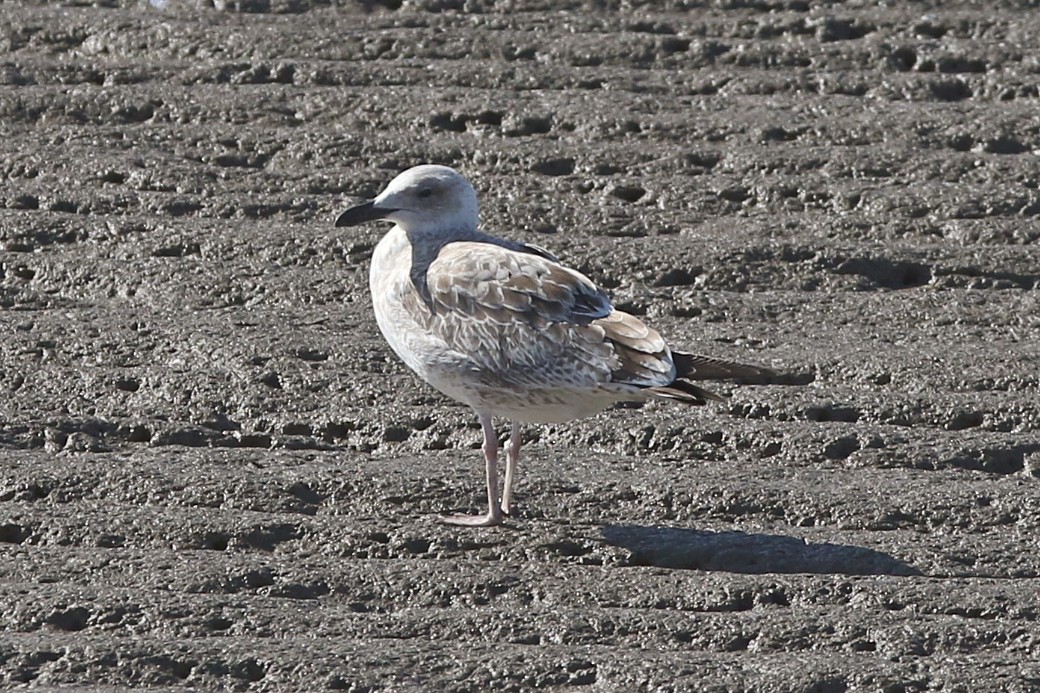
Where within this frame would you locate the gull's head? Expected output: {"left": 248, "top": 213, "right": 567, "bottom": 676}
{"left": 334, "top": 165, "right": 479, "bottom": 235}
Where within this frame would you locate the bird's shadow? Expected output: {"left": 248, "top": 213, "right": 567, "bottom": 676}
{"left": 601, "top": 525, "right": 922, "bottom": 576}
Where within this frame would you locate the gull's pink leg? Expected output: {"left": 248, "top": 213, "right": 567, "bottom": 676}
{"left": 440, "top": 412, "right": 504, "bottom": 527}
{"left": 501, "top": 422, "right": 521, "bottom": 517}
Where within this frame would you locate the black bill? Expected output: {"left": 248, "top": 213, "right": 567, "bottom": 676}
{"left": 334, "top": 200, "right": 394, "bottom": 227}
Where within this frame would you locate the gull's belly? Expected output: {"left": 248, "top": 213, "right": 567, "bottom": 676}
{"left": 464, "top": 386, "right": 626, "bottom": 423}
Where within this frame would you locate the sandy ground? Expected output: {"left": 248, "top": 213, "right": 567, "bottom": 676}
{"left": 2, "top": 1, "right": 1040, "bottom": 690}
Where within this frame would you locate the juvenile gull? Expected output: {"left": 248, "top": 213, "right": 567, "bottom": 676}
{"left": 335, "top": 165, "right": 772, "bottom": 527}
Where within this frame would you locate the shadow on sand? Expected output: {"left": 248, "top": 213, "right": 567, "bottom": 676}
{"left": 601, "top": 525, "right": 922, "bottom": 576}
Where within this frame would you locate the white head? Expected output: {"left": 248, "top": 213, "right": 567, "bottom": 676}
{"left": 335, "top": 165, "right": 479, "bottom": 235}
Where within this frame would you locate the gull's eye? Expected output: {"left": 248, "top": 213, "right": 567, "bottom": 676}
{"left": 417, "top": 188, "right": 433, "bottom": 199}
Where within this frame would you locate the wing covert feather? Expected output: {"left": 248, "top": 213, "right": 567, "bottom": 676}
{"left": 424, "top": 242, "right": 612, "bottom": 326}
{"left": 403, "top": 240, "right": 677, "bottom": 390}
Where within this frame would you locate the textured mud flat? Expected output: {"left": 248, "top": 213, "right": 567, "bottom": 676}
{"left": 2, "top": 1, "right": 1040, "bottom": 691}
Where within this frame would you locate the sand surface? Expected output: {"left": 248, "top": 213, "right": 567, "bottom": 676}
{"left": 1, "top": 1, "right": 1039, "bottom": 690}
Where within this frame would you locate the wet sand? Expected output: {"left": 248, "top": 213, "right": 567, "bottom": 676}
{"left": 1, "top": 2, "right": 1039, "bottom": 690}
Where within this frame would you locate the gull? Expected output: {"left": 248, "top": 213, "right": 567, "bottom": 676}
{"left": 335, "top": 164, "right": 773, "bottom": 527}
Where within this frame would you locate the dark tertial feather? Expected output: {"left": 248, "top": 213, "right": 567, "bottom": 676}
{"left": 595, "top": 311, "right": 672, "bottom": 387}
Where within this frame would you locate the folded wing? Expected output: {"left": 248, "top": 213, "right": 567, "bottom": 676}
{"left": 402, "top": 241, "right": 677, "bottom": 392}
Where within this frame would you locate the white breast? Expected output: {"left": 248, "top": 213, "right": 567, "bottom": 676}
{"left": 368, "top": 227, "right": 483, "bottom": 405}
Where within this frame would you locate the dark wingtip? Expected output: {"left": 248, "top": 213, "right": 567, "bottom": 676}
{"left": 646, "top": 382, "right": 722, "bottom": 405}
{"left": 334, "top": 200, "right": 391, "bottom": 227}
{"left": 672, "top": 351, "right": 778, "bottom": 384}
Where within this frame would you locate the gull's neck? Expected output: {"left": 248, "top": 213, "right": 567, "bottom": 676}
{"left": 401, "top": 221, "right": 481, "bottom": 246}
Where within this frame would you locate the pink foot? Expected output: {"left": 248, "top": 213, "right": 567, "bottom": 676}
{"left": 439, "top": 511, "right": 504, "bottom": 527}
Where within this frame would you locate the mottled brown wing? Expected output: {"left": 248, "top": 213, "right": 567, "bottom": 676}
{"left": 425, "top": 242, "right": 612, "bottom": 326}
{"left": 403, "top": 241, "right": 619, "bottom": 388}
{"left": 408, "top": 241, "right": 685, "bottom": 392}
